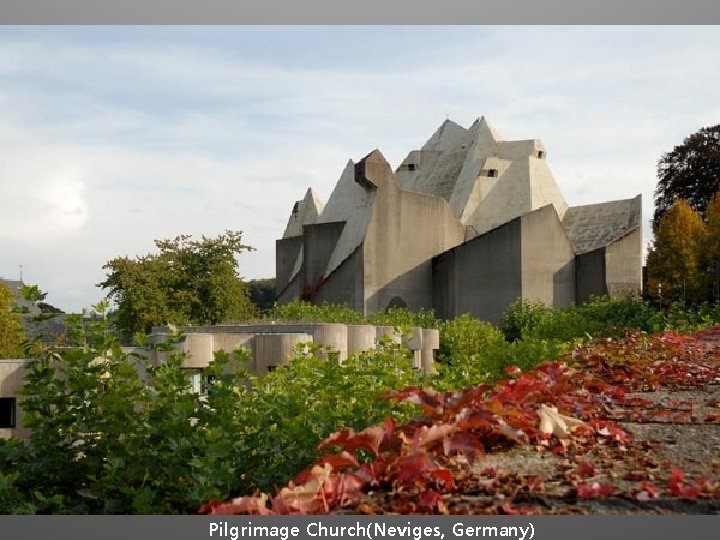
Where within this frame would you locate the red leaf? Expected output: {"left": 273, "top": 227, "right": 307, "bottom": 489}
{"left": 670, "top": 469, "right": 685, "bottom": 483}
{"left": 504, "top": 366, "right": 522, "bottom": 377}
{"left": 443, "top": 432, "right": 486, "bottom": 464}
{"left": 383, "top": 387, "right": 445, "bottom": 417}
{"left": 500, "top": 502, "right": 522, "bottom": 515}
{"left": 456, "top": 409, "right": 497, "bottom": 430}
{"left": 426, "top": 467, "right": 455, "bottom": 488}
{"left": 418, "top": 489, "right": 442, "bottom": 508}
{"left": 576, "top": 461, "right": 597, "bottom": 477}
{"left": 577, "top": 482, "right": 615, "bottom": 499}
{"left": 676, "top": 485, "right": 701, "bottom": 499}
{"left": 401, "top": 423, "right": 456, "bottom": 450}
{"left": 318, "top": 424, "right": 387, "bottom": 456}
{"left": 390, "top": 454, "right": 435, "bottom": 484}
{"left": 315, "top": 451, "right": 360, "bottom": 471}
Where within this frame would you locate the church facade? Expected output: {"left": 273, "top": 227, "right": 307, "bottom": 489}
{"left": 276, "top": 117, "right": 642, "bottom": 324}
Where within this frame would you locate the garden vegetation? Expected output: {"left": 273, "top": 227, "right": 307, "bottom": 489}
{"left": 4, "top": 294, "right": 720, "bottom": 513}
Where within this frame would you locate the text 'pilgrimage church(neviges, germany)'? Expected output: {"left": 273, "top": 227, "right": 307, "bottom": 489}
{"left": 276, "top": 117, "right": 642, "bottom": 324}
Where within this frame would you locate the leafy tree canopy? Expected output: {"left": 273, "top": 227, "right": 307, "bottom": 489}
{"left": 246, "top": 278, "right": 276, "bottom": 313}
{"left": 647, "top": 199, "right": 707, "bottom": 304}
{"left": 699, "top": 191, "right": 720, "bottom": 301}
{"left": 0, "top": 282, "right": 26, "bottom": 358}
{"left": 653, "top": 124, "right": 720, "bottom": 228}
{"left": 99, "top": 230, "right": 256, "bottom": 339}
{"left": 20, "top": 284, "right": 47, "bottom": 304}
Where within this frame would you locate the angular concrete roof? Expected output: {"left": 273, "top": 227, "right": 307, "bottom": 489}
{"left": 562, "top": 195, "right": 642, "bottom": 254}
{"left": 317, "top": 158, "right": 377, "bottom": 276}
{"left": 394, "top": 116, "right": 567, "bottom": 236}
{"left": 394, "top": 119, "right": 472, "bottom": 201}
{"left": 282, "top": 187, "right": 325, "bottom": 239}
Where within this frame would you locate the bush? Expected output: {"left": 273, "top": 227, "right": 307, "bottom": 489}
{"left": 267, "top": 300, "right": 364, "bottom": 324}
{"left": 1, "top": 313, "right": 425, "bottom": 512}
{"left": 235, "top": 342, "right": 425, "bottom": 491}
{"left": 500, "top": 299, "right": 550, "bottom": 341}
{"left": 367, "top": 306, "right": 439, "bottom": 330}
{"left": 14, "top": 296, "right": 720, "bottom": 513}
{"left": 438, "top": 314, "right": 505, "bottom": 363}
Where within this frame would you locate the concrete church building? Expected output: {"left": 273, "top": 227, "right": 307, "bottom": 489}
{"left": 276, "top": 117, "right": 642, "bottom": 324}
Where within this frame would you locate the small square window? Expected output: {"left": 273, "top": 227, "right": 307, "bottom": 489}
{"left": 0, "top": 398, "right": 16, "bottom": 429}
{"left": 407, "top": 164, "right": 416, "bottom": 171}
{"left": 267, "top": 365, "right": 277, "bottom": 372}
{"left": 537, "top": 151, "right": 545, "bottom": 159}
{"left": 487, "top": 169, "right": 498, "bottom": 178}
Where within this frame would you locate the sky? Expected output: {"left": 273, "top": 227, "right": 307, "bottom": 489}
{"left": 1, "top": 26, "right": 719, "bottom": 313}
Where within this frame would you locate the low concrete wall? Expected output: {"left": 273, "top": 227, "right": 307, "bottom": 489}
{"left": 347, "top": 324, "right": 377, "bottom": 356}
{"left": 150, "top": 322, "right": 440, "bottom": 375}
{"left": 253, "top": 333, "right": 313, "bottom": 373}
{"left": 1, "top": 322, "right": 440, "bottom": 440}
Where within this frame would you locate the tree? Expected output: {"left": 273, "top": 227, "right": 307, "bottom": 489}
{"left": 0, "top": 282, "right": 26, "bottom": 358}
{"left": 99, "top": 230, "right": 256, "bottom": 339}
{"left": 700, "top": 191, "right": 720, "bottom": 301}
{"left": 653, "top": 124, "right": 720, "bottom": 228}
{"left": 246, "top": 278, "right": 276, "bottom": 312}
{"left": 20, "top": 284, "right": 47, "bottom": 304}
{"left": 647, "top": 199, "right": 707, "bottom": 304}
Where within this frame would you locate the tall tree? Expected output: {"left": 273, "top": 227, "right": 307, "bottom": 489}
{"left": 653, "top": 124, "right": 720, "bottom": 228}
{"left": 0, "top": 282, "right": 26, "bottom": 358}
{"left": 700, "top": 191, "right": 720, "bottom": 301}
{"left": 99, "top": 230, "right": 256, "bottom": 339}
{"left": 246, "top": 278, "right": 276, "bottom": 312}
{"left": 647, "top": 199, "right": 707, "bottom": 304}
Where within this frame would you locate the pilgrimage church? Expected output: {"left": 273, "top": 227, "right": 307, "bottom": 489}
{"left": 275, "top": 117, "right": 642, "bottom": 324}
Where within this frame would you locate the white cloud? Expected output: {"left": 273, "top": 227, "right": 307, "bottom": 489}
{"left": 1, "top": 26, "right": 720, "bottom": 311}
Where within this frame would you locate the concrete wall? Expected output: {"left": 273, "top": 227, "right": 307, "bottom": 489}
{"left": 431, "top": 248, "right": 458, "bottom": 320}
{"left": 605, "top": 228, "right": 643, "bottom": 297}
{"left": 575, "top": 247, "right": 607, "bottom": 304}
{"left": 275, "top": 235, "right": 303, "bottom": 295}
{"left": 433, "top": 217, "right": 522, "bottom": 325}
{"left": 314, "top": 245, "right": 365, "bottom": 312}
{"left": 0, "top": 360, "right": 32, "bottom": 440}
{"left": 360, "top": 151, "right": 465, "bottom": 314}
{"left": 153, "top": 321, "right": 439, "bottom": 373}
{"left": 2, "top": 322, "right": 438, "bottom": 440}
{"left": 303, "top": 221, "right": 346, "bottom": 287}
{"left": 520, "top": 205, "right": 575, "bottom": 308}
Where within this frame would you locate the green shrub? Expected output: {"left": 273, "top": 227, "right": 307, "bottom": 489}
{"left": 267, "top": 300, "right": 363, "bottom": 324}
{"left": 1, "top": 312, "right": 425, "bottom": 512}
{"left": 438, "top": 314, "right": 505, "bottom": 363}
{"left": 367, "top": 306, "right": 439, "bottom": 330}
{"left": 235, "top": 342, "right": 424, "bottom": 491}
{"left": 574, "top": 296, "right": 662, "bottom": 333}
{"left": 500, "top": 299, "right": 550, "bottom": 342}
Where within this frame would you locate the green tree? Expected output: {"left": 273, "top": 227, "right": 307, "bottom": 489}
{"left": 699, "top": 191, "right": 720, "bottom": 301}
{"left": 0, "top": 282, "right": 26, "bottom": 358}
{"left": 653, "top": 124, "right": 720, "bottom": 228}
{"left": 245, "top": 278, "right": 276, "bottom": 312}
{"left": 99, "top": 230, "right": 256, "bottom": 339}
{"left": 20, "top": 284, "right": 47, "bottom": 304}
{"left": 647, "top": 199, "right": 707, "bottom": 304}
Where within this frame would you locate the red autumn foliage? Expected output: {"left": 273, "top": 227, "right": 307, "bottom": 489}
{"left": 199, "top": 328, "right": 720, "bottom": 515}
